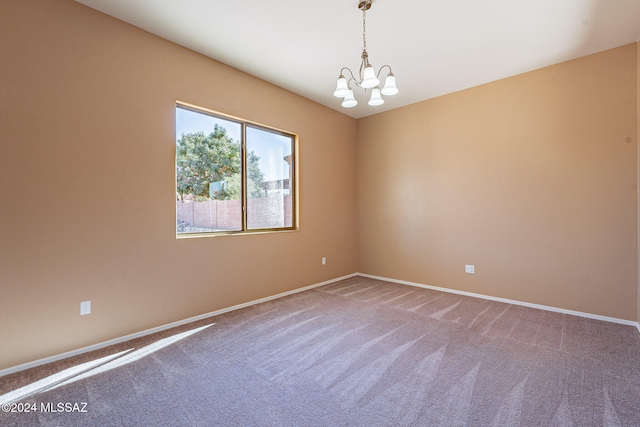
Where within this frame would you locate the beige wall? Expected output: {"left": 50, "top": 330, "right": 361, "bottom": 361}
{"left": 0, "top": 0, "right": 358, "bottom": 370}
{"left": 638, "top": 41, "right": 640, "bottom": 325}
{"left": 358, "top": 44, "right": 638, "bottom": 321}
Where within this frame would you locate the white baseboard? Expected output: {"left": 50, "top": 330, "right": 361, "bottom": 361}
{"left": 357, "top": 273, "right": 640, "bottom": 331}
{"left": 2, "top": 271, "right": 637, "bottom": 378}
{"left": 0, "top": 273, "right": 358, "bottom": 378}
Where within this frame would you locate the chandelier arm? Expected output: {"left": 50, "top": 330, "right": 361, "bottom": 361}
{"left": 340, "top": 67, "right": 358, "bottom": 85}
{"left": 376, "top": 64, "right": 393, "bottom": 78}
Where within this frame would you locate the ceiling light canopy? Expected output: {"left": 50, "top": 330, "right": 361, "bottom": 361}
{"left": 334, "top": 0, "right": 398, "bottom": 108}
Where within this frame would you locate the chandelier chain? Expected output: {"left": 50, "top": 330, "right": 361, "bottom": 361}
{"left": 362, "top": 7, "right": 367, "bottom": 53}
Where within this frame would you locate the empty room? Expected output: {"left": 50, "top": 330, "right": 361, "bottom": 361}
{"left": 1, "top": 0, "right": 639, "bottom": 425}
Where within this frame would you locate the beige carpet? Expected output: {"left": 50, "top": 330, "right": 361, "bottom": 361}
{"left": 1, "top": 276, "right": 639, "bottom": 426}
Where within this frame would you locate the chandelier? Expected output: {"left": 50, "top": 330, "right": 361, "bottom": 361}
{"left": 333, "top": 0, "right": 398, "bottom": 108}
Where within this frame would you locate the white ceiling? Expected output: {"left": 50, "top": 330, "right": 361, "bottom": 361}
{"left": 76, "top": 0, "right": 640, "bottom": 119}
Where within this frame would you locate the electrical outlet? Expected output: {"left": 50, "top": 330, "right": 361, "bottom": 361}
{"left": 80, "top": 300, "right": 91, "bottom": 315}
{"left": 322, "top": 257, "right": 327, "bottom": 265}
{"left": 465, "top": 265, "right": 475, "bottom": 274}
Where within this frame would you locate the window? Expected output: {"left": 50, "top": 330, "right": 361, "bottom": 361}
{"left": 176, "top": 103, "right": 296, "bottom": 236}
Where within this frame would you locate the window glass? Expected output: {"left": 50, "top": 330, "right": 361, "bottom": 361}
{"left": 246, "top": 126, "right": 294, "bottom": 230}
{"left": 176, "top": 104, "right": 296, "bottom": 236}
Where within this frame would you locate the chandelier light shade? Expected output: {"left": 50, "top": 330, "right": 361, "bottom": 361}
{"left": 368, "top": 87, "right": 384, "bottom": 106}
{"left": 381, "top": 73, "right": 398, "bottom": 95}
{"left": 333, "top": 0, "right": 398, "bottom": 108}
{"left": 361, "top": 65, "right": 380, "bottom": 89}
{"left": 341, "top": 89, "right": 358, "bottom": 108}
{"left": 333, "top": 75, "right": 350, "bottom": 98}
